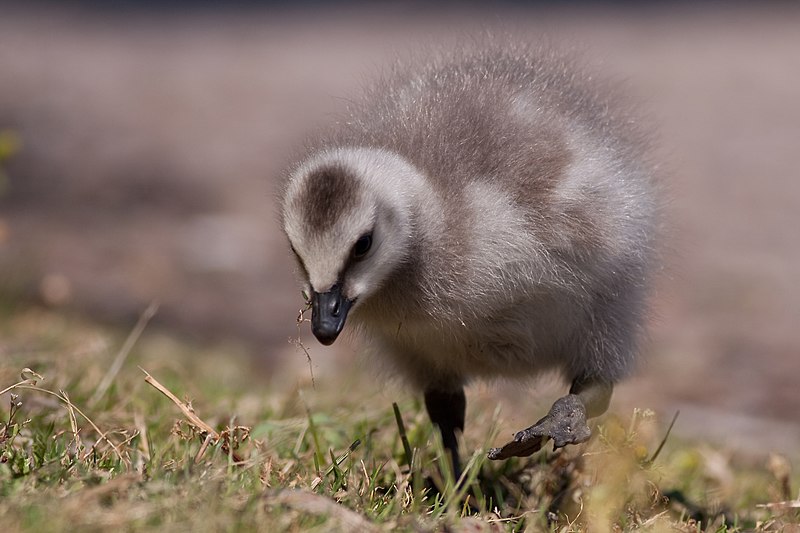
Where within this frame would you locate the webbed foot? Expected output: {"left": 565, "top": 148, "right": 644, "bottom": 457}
{"left": 487, "top": 394, "right": 591, "bottom": 460}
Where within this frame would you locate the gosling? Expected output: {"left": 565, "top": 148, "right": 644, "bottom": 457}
{"left": 280, "top": 42, "right": 658, "bottom": 477}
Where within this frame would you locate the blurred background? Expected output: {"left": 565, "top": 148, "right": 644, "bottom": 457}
{"left": 1, "top": 2, "right": 798, "bottom": 454}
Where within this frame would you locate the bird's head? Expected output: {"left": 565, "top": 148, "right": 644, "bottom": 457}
{"left": 281, "top": 148, "right": 416, "bottom": 345}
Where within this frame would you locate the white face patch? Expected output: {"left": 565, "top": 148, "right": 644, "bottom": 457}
{"left": 297, "top": 207, "right": 375, "bottom": 294}
{"left": 283, "top": 147, "right": 439, "bottom": 302}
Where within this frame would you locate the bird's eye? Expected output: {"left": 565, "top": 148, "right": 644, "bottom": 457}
{"left": 352, "top": 233, "right": 373, "bottom": 259}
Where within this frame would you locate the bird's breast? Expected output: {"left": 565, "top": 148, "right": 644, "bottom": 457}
{"left": 354, "top": 300, "right": 570, "bottom": 385}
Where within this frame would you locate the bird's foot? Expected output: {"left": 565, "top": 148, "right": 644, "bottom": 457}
{"left": 487, "top": 394, "right": 591, "bottom": 460}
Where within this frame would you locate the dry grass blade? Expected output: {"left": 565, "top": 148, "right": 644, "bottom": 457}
{"left": 195, "top": 434, "right": 214, "bottom": 464}
{"left": 3, "top": 369, "right": 127, "bottom": 464}
{"left": 61, "top": 389, "right": 82, "bottom": 455}
{"left": 140, "top": 367, "right": 244, "bottom": 463}
{"left": 134, "top": 411, "right": 151, "bottom": 462}
{"left": 11, "top": 384, "right": 129, "bottom": 466}
{"left": 140, "top": 368, "right": 216, "bottom": 436}
{"left": 84, "top": 429, "right": 139, "bottom": 463}
{"left": 756, "top": 500, "right": 800, "bottom": 510}
{"left": 645, "top": 410, "right": 680, "bottom": 466}
{"left": 0, "top": 368, "right": 45, "bottom": 397}
{"left": 90, "top": 302, "right": 159, "bottom": 406}
{"left": 293, "top": 299, "right": 315, "bottom": 388}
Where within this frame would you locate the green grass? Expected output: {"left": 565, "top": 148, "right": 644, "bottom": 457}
{"left": 0, "top": 305, "right": 798, "bottom": 532}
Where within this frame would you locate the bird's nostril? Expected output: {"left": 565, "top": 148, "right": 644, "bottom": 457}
{"left": 330, "top": 299, "right": 340, "bottom": 316}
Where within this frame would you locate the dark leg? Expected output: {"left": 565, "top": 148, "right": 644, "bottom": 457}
{"left": 569, "top": 376, "right": 612, "bottom": 418}
{"left": 487, "top": 377, "right": 612, "bottom": 460}
{"left": 424, "top": 388, "right": 466, "bottom": 480}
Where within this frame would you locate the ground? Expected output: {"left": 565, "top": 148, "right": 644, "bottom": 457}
{"left": 1, "top": 306, "right": 798, "bottom": 531}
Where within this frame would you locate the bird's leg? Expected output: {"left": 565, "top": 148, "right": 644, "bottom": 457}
{"left": 424, "top": 388, "right": 466, "bottom": 480}
{"left": 487, "top": 377, "right": 612, "bottom": 460}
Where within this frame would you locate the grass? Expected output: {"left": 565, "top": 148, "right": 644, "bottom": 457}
{"left": 0, "top": 304, "right": 798, "bottom": 532}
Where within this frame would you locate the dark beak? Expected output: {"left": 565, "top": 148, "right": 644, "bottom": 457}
{"left": 311, "top": 283, "right": 353, "bottom": 345}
